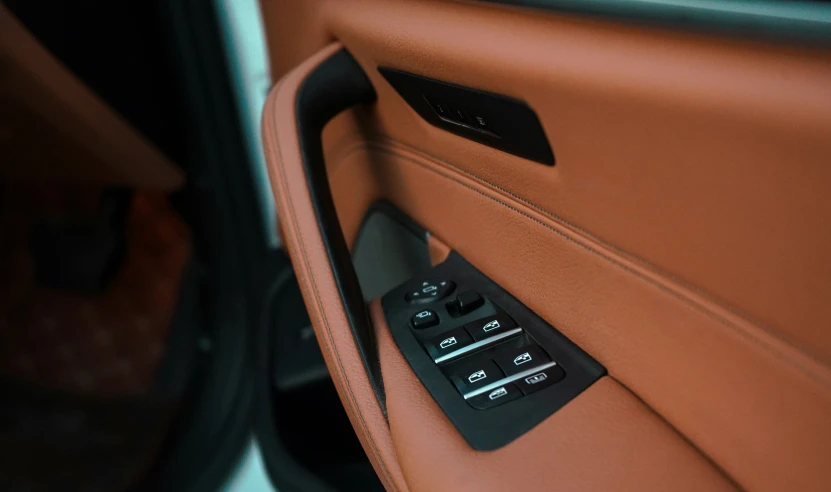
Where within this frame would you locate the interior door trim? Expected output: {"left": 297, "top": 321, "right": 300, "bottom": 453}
{"left": 261, "top": 43, "right": 408, "bottom": 492}
{"left": 292, "top": 47, "right": 384, "bottom": 403}
{"left": 477, "top": 0, "right": 831, "bottom": 43}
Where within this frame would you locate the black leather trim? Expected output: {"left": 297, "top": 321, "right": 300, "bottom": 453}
{"left": 477, "top": 0, "right": 831, "bottom": 45}
{"left": 294, "top": 49, "right": 385, "bottom": 407}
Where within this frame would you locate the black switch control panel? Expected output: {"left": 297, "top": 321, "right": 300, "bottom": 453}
{"left": 378, "top": 67, "right": 555, "bottom": 166}
{"left": 382, "top": 252, "right": 605, "bottom": 450}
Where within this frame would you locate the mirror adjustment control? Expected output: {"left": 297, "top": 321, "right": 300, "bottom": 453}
{"left": 446, "top": 290, "right": 484, "bottom": 317}
{"left": 515, "top": 364, "right": 565, "bottom": 395}
{"left": 493, "top": 345, "right": 551, "bottom": 377}
{"left": 468, "top": 383, "right": 522, "bottom": 410}
{"left": 424, "top": 327, "right": 473, "bottom": 360}
{"left": 406, "top": 280, "right": 455, "bottom": 304}
{"left": 464, "top": 312, "right": 516, "bottom": 341}
{"left": 450, "top": 359, "right": 504, "bottom": 395}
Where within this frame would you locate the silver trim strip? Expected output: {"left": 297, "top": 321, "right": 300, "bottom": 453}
{"left": 463, "top": 361, "right": 559, "bottom": 400}
{"left": 434, "top": 328, "right": 523, "bottom": 364}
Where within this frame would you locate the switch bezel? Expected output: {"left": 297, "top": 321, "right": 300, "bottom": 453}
{"left": 382, "top": 252, "right": 605, "bottom": 450}
{"left": 378, "top": 67, "right": 556, "bottom": 166}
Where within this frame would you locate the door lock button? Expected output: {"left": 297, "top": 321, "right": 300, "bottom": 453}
{"left": 406, "top": 280, "right": 455, "bottom": 304}
{"left": 464, "top": 312, "right": 516, "bottom": 341}
{"left": 424, "top": 327, "right": 473, "bottom": 361}
{"left": 450, "top": 359, "right": 504, "bottom": 395}
{"left": 493, "top": 345, "right": 551, "bottom": 377}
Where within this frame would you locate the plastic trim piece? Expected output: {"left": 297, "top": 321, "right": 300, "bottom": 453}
{"left": 382, "top": 251, "right": 606, "bottom": 450}
{"left": 435, "top": 328, "right": 524, "bottom": 364}
{"left": 463, "top": 361, "right": 558, "bottom": 399}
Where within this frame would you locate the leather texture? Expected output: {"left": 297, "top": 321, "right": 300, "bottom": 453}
{"left": 262, "top": 43, "right": 408, "bottom": 492}
{"left": 328, "top": 139, "right": 831, "bottom": 492}
{"left": 0, "top": 6, "right": 184, "bottom": 190}
{"left": 371, "top": 299, "right": 735, "bottom": 492}
{"left": 260, "top": 1, "right": 831, "bottom": 490}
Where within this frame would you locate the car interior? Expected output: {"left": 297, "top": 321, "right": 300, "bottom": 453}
{"left": 2, "top": 0, "right": 831, "bottom": 491}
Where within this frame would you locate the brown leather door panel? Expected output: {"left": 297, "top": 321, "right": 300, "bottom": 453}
{"left": 260, "top": 1, "right": 831, "bottom": 490}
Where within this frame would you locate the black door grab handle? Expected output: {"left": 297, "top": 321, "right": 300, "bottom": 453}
{"left": 292, "top": 49, "right": 384, "bottom": 406}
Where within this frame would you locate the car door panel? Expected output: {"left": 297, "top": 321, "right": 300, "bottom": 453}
{"left": 371, "top": 298, "right": 734, "bottom": 492}
{"left": 260, "top": 1, "right": 831, "bottom": 490}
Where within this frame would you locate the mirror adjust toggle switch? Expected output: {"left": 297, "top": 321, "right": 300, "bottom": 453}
{"left": 406, "top": 280, "right": 455, "bottom": 304}
{"left": 447, "top": 290, "right": 484, "bottom": 317}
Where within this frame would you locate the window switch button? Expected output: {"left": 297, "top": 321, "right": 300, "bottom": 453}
{"left": 464, "top": 313, "right": 517, "bottom": 341}
{"left": 468, "top": 383, "right": 521, "bottom": 410}
{"left": 449, "top": 359, "right": 504, "bottom": 395}
{"left": 493, "top": 345, "right": 551, "bottom": 377}
{"left": 424, "top": 327, "right": 473, "bottom": 361}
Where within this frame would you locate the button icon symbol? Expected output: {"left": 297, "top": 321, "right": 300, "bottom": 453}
{"left": 415, "top": 311, "right": 431, "bottom": 319}
{"left": 513, "top": 352, "right": 532, "bottom": 366}
{"left": 422, "top": 285, "right": 437, "bottom": 293}
{"left": 488, "top": 387, "right": 508, "bottom": 400}
{"left": 468, "top": 370, "right": 487, "bottom": 383}
{"left": 439, "top": 337, "right": 457, "bottom": 349}
{"left": 525, "top": 372, "right": 548, "bottom": 385}
{"left": 482, "top": 320, "right": 500, "bottom": 332}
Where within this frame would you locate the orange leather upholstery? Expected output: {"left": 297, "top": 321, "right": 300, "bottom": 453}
{"left": 261, "top": 1, "right": 831, "bottom": 490}
{"left": 262, "top": 44, "right": 408, "bottom": 492}
{"left": 371, "top": 299, "right": 736, "bottom": 492}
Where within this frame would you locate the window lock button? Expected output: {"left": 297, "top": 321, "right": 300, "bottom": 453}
{"left": 515, "top": 364, "right": 565, "bottom": 395}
